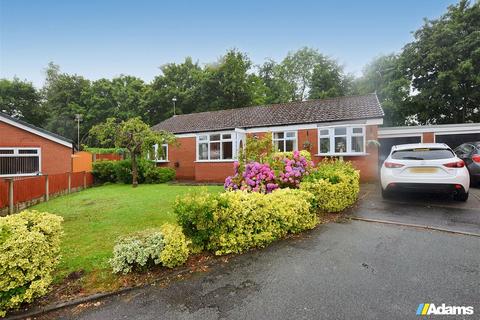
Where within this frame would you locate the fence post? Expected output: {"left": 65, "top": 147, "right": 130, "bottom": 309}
{"left": 45, "top": 175, "right": 49, "bottom": 201}
{"left": 8, "top": 178, "right": 14, "bottom": 215}
{"left": 68, "top": 172, "right": 72, "bottom": 194}
{"left": 83, "top": 171, "right": 87, "bottom": 189}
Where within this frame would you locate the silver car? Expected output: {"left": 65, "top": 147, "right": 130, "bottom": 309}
{"left": 454, "top": 142, "right": 480, "bottom": 186}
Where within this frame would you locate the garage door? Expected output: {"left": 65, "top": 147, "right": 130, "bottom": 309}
{"left": 435, "top": 133, "right": 480, "bottom": 149}
{"left": 378, "top": 136, "right": 421, "bottom": 167}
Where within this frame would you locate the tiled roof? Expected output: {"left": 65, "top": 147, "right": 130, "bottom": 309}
{"left": 152, "top": 93, "right": 384, "bottom": 134}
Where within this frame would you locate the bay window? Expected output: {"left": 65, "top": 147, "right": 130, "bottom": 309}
{"left": 197, "top": 133, "right": 233, "bottom": 161}
{"left": 317, "top": 126, "right": 366, "bottom": 155}
{"left": 272, "top": 131, "right": 297, "bottom": 152}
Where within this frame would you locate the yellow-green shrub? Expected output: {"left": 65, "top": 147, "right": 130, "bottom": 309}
{"left": 0, "top": 210, "right": 63, "bottom": 317}
{"left": 300, "top": 159, "right": 360, "bottom": 212}
{"left": 209, "top": 189, "right": 317, "bottom": 255}
{"left": 159, "top": 224, "right": 190, "bottom": 268}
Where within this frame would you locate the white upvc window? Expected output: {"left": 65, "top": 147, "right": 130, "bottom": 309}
{"left": 317, "top": 126, "right": 366, "bottom": 155}
{"left": 0, "top": 147, "right": 41, "bottom": 177}
{"left": 272, "top": 131, "right": 297, "bottom": 152}
{"left": 151, "top": 144, "right": 168, "bottom": 162}
{"left": 197, "top": 132, "right": 234, "bottom": 161}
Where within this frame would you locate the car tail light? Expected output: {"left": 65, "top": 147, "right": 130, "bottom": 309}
{"left": 473, "top": 155, "right": 480, "bottom": 163}
{"left": 443, "top": 160, "right": 465, "bottom": 168}
{"left": 384, "top": 162, "right": 404, "bottom": 168}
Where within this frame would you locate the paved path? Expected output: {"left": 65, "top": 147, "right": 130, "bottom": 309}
{"left": 50, "top": 220, "right": 480, "bottom": 320}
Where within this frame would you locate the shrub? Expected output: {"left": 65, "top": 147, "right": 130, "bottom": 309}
{"left": 210, "top": 189, "right": 316, "bottom": 255}
{"left": 300, "top": 159, "right": 360, "bottom": 212}
{"left": 110, "top": 223, "right": 189, "bottom": 274}
{"left": 271, "top": 150, "right": 314, "bottom": 188}
{"left": 0, "top": 210, "right": 63, "bottom": 317}
{"left": 114, "top": 159, "right": 151, "bottom": 184}
{"left": 92, "top": 160, "right": 117, "bottom": 183}
{"left": 175, "top": 188, "right": 317, "bottom": 255}
{"left": 225, "top": 162, "right": 278, "bottom": 193}
{"left": 159, "top": 224, "right": 189, "bottom": 268}
{"left": 174, "top": 188, "right": 219, "bottom": 249}
{"left": 145, "top": 167, "right": 176, "bottom": 184}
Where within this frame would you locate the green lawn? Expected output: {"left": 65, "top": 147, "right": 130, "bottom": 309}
{"left": 32, "top": 183, "right": 223, "bottom": 284}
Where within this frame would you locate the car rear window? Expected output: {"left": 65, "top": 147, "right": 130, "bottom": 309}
{"left": 391, "top": 148, "right": 455, "bottom": 160}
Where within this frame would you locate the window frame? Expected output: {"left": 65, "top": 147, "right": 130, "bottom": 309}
{"left": 151, "top": 144, "right": 169, "bottom": 162}
{"left": 272, "top": 130, "right": 298, "bottom": 152}
{"left": 316, "top": 126, "right": 367, "bottom": 156}
{"left": 0, "top": 147, "right": 42, "bottom": 177}
{"left": 196, "top": 131, "right": 236, "bottom": 162}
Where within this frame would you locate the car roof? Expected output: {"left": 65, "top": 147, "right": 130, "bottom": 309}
{"left": 391, "top": 143, "right": 451, "bottom": 151}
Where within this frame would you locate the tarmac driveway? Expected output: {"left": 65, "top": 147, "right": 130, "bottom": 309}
{"left": 42, "top": 186, "right": 480, "bottom": 320}
{"left": 352, "top": 184, "right": 480, "bottom": 235}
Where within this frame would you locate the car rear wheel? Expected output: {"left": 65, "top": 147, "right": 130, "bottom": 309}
{"left": 453, "top": 191, "right": 469, "bottom": 202}
{"left": 381, "top": 188, "right": 391, "bottom": 199}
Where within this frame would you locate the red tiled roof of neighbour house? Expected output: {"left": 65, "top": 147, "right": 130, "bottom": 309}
{"left": 152, "top": 93, "right": 384, "bottom": 134}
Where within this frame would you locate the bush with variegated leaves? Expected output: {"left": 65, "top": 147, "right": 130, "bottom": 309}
{"left": 0, "top": 210, "right": 63, "bottom": 317}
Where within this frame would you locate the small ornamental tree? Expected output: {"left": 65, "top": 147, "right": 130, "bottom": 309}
{"left": 90, "top": 117, "right": 175, "bottom": 187}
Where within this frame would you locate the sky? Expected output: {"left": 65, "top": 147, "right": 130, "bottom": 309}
{"left": 0, "top": 0, "right": 458, "bottom": 87}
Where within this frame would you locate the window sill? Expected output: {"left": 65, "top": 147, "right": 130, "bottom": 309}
{"left": 195, "top": 160, "right": 236, "bottom": 163}
{"left": 153, "top": 160, "right": 169, "bottom": 163}
{"left": 315, "top": 153, "right": 369, "bottom": 157}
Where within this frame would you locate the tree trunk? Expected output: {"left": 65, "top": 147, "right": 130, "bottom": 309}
{"left": 131, "top": 153, "right": 138, "bottom": 188}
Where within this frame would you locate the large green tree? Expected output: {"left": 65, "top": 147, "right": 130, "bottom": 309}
{"left": 309, "top": 58, "right": 353, "bottom": 99}
{"left": 401, "top": 0, "right": 480, "bottom": 124}
{"left": 0, "top": 78, "right": 45, "bottom": 126}
{"left": 353, "top": 54, "right": 411, "bottom": 126}
{"left": 201, "top": 49, "right": 266, "bottom": 110}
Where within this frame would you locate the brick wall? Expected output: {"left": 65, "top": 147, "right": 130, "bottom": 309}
{"left": 0, "top": 121, "right": 72, "bottom": 175}
{"left": 163, "top": 125, "right": 379, "bottom": 183}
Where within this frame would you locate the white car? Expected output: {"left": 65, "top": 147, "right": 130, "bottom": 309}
{"left": 381, "top": 143, "right": 470, "bottom": 201}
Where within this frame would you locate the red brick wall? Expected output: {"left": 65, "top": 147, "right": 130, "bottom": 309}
{"left": 422, "top": 132, "right": 435, "bottom": 143}
{"left": 164, "top": 125, "right": 379, "bottom": 183}
{"left": 157, "top": 137, "right": 196, "bottom": 180}
{"left": 0, "top": 121, "right": 72, "bottom": 175}
{"left": 195, "top": 162, "right": 235, "bottom": 182}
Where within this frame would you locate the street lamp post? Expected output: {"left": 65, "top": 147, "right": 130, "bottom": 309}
{"left": 172, "top": 97, "right": 177, "bottom": 116}
{"left": 74, "top": 114, "right": 82, "bottom": 151}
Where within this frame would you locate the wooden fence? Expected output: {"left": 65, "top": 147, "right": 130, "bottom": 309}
{"left": 0, "top": 172, "right": 94, "bottom": 215}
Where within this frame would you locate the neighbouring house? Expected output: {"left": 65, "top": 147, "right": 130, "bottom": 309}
{"left": 152, "top": 93, "right": 384, "bottom": 182}
{"left": 0, "top": 112, "right": 73, "bottom": 177}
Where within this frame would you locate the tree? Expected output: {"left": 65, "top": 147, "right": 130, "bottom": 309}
{"left": 309, "top": 58, "right": 353, "bottom": 99}
{"left": 353, "top": 54, "right": 411, "bottom": 126}
{"left": 0, "top": 78, "right": 45, "bottom": 126}
{"left": 145, "top": 57, "right": 205, "bottom": 124}
{"left": 41, "top": 62, "right": 91, "bottom": 145}
{"left": 89, "top": 117, "right": 175, "bottom": 187}
{"left": 201, "top": 49, "right": 265, "bottom": 110}
{"left": 258, "top": 59, "right": 293, "bottom": 104}
{"left": 401, "top": 0, "right": 480, "bottom": 124}
{"left": 279, "top": 47, "right": 325, "bottom": 101}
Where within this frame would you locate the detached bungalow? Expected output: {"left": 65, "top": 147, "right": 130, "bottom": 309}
{"left": 0, "top": 112, "right": 73, "bottom": 177}
{"left": 152, "top": 93, "right": 384, "bottom": 182}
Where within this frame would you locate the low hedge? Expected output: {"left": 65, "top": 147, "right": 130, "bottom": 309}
{"left": 0, "top": 210, "right": 63, "bottom": 317}
{"left": 175, "top": 188, "right": 317, "bottom": 255}
{"left": 93, "top": 159, "right": 175, "bottom": 184}
{"left": 300, "top": 159, "right": 360, "bottom": 212}
{"left": 110, "top": 223, "right": 189, "bottom": 274}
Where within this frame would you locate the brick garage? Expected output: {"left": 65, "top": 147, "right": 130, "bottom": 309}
{"left": 0, "top": 112, "right": 73, "bottom": 176}
{"left": 153, "top": 94, "right": 384, "bottom": 183}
